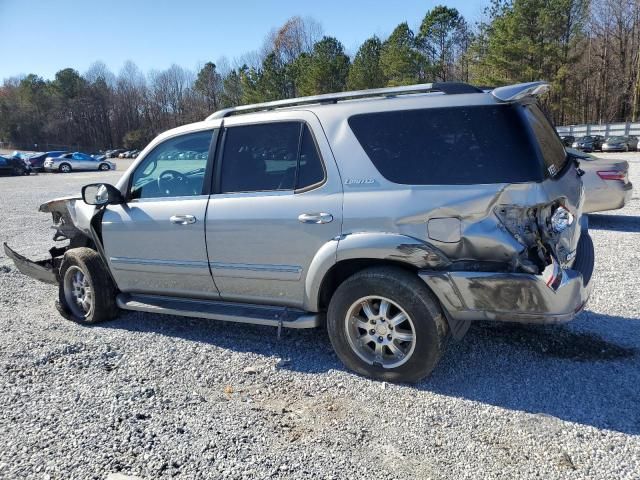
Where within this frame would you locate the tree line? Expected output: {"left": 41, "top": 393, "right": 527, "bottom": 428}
{"left": 1, "top": 0, "right": 639, "bottom": 153}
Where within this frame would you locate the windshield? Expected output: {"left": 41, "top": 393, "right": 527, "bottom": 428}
{"left": 606, "top": 137, "right": 624, "bottom": 142}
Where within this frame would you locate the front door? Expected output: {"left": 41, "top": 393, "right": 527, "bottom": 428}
{"left": 101, "top": 128, "right": 219, "bottom": 299}
{"left": 206, "top": 113, "right": 343, "bottom": 308}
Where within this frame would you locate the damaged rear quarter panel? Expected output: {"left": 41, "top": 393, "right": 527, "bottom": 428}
{"left": 339, "top": 165, "right": 583, "bottom": 273}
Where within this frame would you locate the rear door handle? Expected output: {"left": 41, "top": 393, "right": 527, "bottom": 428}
{"left": 298, "top": 213, "right": 333, "bottom": 224}
{"left": 170, "top": 214, "right": 196, "bottom": 225}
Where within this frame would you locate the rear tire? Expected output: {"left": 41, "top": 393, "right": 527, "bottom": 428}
{"left": 57, "top": 248, "right": 119, "bottom": 324}
{"left": 572, "top": 232, "right": 595, "bottom": 286}
{"left": 327, "top": 266, "right": 448, "bottom": 383}
{"left": 59, "top": 163, "right": 72, "bottom": 173}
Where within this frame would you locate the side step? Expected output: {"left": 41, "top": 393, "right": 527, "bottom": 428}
{"left": 116, "top": 293, "right": 322, "bottom": 329}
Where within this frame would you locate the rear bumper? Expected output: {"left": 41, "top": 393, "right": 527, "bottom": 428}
{"left": 584, "top": 181, "right": 633, "bottom": 213}
{"left": 420, "top": 267, "right": 592, "bottom": 324}
{"left": 421, "top": 228, "right": 596, "bottom": 325}
{"left": 3, "top": 243, "right": 58, "bottom": 284}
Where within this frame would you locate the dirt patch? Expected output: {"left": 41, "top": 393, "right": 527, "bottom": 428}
{"left": 477, "top": 323, "right": 636, "bottom": 361}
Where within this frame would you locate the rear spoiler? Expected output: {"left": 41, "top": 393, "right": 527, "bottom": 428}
{"left": 491, "top": 81, "right": 550, "bottom": 102}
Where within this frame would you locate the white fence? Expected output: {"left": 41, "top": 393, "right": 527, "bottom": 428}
{"left": 556, "top": 122, "right": 640, "bottom": 137}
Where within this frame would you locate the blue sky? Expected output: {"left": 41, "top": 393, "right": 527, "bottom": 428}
{"left": 0, "top": 0, "right": 487, "bottom": 81}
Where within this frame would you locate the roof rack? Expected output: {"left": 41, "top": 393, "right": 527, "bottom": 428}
{"left": 205, "top": 81, "right": 484, "bottom": 120}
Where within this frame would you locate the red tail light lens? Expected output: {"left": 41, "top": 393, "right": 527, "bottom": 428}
{"left": 597, "top": 170, "right": 626, "bottom": 181}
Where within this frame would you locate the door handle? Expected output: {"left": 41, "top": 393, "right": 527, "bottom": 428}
{"left": 170, "top": 214, "right": 196, "bottom": 225}
{"left": 298, "top": 213, "right": 333, "bottom": 224}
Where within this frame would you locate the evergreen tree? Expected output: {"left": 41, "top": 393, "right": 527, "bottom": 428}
{"left": 418, "top": 6, "right": 464, "bottom": 81}
{"left": 379, "top": 23, "right": 424, "bottom": 86}
{"left": 295, "top": 36, "right": 350, "bottom": 95}
{"left": 347, "top": 36, "right": 385, "bottom": 90}
{"left": 194, "top": 62, "right": 222, "bottom": 111}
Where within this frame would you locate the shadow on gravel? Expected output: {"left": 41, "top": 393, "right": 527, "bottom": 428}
{"left": 102, "top": 309, "right": 640, "bottom": 435}
{"left": 423, "top": 312, "right": 640, "bottom": 435}
{"left": 588, "top": 213, "right": 640, "bottom": 232}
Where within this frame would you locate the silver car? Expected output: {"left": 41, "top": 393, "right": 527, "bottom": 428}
{"left": 44, "top": 152, "right": 116, "bottom": 173}
{"left": 568, "top": 149, "right": 633, "bottom": 213}
{"left": 4, "top": 81, "right": 594, "bottom": 383}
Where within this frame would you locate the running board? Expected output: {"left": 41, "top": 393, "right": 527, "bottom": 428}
{"left": 116, "top": 293, "right": 322, "bottom": 329}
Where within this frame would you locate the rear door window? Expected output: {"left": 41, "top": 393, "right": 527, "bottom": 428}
{"left": 348, "top": 105, "right": 544, "bottom": 185}
{"left": 219, "top": 122, "right": 325, "bottom": 193}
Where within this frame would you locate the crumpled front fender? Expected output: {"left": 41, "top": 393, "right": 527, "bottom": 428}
{"left": 39, "top": 196, "right": 96, "bottom": 242}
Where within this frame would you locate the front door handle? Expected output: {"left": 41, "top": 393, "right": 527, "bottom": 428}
{"left": 170, "top": 214, "right": 196, "bottom": 225}
{"left": 298, "top": 212, "right": 333, "bottom": 224}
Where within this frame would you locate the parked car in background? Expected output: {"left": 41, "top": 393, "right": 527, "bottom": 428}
{"left": 568, "top": 148, "right": 633, "bottom": 213}
{"left": 601, "top": 136, "right": 637, "bottom": 152}
{"left": 560, "top": 135, "right": 574, "bottom": 147}
{"left": 5, "top": 81, "right": 594, "bottom": 383}
{"left": 43, "top": 152, "right": 116, "bottom": 173}
{"left": 106, "top": 149, "right": 126, "bottom": 158}
{"left": 91, "top": 153, "right": 107, "bottom": 161}
{"left": 625, "top": 135, "right": 639, "bottom": 150}
{"left": 25, "top": 151, "right": 67, "bottom": 171}
{"left": 0, "top": 155, "right": 31, "bottom": 175}
{"left": 572, "top": 135, "right": 604, "bottom": 152}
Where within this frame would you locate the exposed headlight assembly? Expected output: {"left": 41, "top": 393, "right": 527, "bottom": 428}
{"left": 550, "top": 206, "right": 574, "bottom": 233}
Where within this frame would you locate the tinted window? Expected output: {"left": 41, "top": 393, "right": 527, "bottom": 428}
{"left": 297, "top": 125, "right": 325, "bottom": 189}
{"left": 348, "top": 105, "right": 544, "bottom": 185}
{"left": 130, "top": 130, "right": 212, "bottom": 200}
{"left": 220, "top": 122, "right": 325, "bottom": 193}
{"left": 522, "top": 105, "right": 567, "bottom": 177}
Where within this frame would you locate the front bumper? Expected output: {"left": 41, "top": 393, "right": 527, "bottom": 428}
{"left": 601, "top": 145, "right": 626, "bottom": 152}
{"left": 3, "top": 243, "right": 58, "bottom": 284}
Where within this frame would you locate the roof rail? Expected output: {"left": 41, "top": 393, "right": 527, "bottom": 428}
{"left": 491, "top": 81, "right": 550, "bottom": 102}
{"left": 205, "top": 82, "right": 484, "bottom": 120}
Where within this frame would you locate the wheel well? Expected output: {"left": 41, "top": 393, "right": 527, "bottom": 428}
{"left": 317, "top": 259, "right": 419, "bottom": 311}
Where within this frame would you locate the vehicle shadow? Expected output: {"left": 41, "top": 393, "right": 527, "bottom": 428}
{"left": 588, "top": 213, "right": 640, "bottom": 232}
{"left": 103, "top": 308, "right": 639, "bottom": 435}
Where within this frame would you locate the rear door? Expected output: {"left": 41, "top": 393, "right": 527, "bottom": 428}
{"left": 205, "top": 112, "right": 342, "bottom": 308}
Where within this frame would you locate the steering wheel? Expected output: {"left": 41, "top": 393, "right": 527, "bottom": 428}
{"left": 158, "top": 170, "right": 186, "bottom": 196}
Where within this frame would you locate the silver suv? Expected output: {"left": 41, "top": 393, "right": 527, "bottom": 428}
{"left": 4, "top": 81, "right": 594, "bottom": 383}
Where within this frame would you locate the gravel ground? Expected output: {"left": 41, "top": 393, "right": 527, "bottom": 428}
{"left": 0, "top": 154, "right": 639, "bottom": 479}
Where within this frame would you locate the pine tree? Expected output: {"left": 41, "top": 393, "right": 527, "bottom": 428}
{"left": 379, "top": 23, "right": 424, "bottom": 86}
{"left": 347, "top": 36, "right": 385, "bottom": 90}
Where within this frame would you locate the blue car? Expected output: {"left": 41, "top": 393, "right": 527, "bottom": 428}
{"left": 0, "top": 155, "right": 31, "bottom": 176}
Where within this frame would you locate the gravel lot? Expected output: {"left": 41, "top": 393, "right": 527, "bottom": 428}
{"left": 1, "top": 154, "right": 639, "bottom": 479}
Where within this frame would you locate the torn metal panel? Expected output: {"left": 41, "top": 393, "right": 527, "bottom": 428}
{"left": 39, "top": 196, "right": 95, "bottom": 243}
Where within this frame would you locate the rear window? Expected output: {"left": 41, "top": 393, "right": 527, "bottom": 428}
{"left": 348, "top": 105, "right": 544, "bottom": 185}
{"left": 522, "top": 104, "right": 567, "bottom": 177}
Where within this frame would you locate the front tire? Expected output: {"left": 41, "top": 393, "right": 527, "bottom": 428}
{"left": 58, "top": 248, "right": 119, "bottom": 323}
{"left": 99, "top": 163, "right": 110, "bottom": 171}
{"left": 327, "top": 266, "right": 448, "bottom": 383}
{"left": 59, "top": 163, "right": 72, "bottom": 173}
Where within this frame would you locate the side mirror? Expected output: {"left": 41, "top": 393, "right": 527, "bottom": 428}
{"left": 82, "top": 183, "right": 124, "bottom": 206}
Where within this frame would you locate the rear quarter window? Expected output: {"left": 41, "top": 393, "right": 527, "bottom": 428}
{"left": 348, "top": 105, "right": 544, "bottom": 185}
